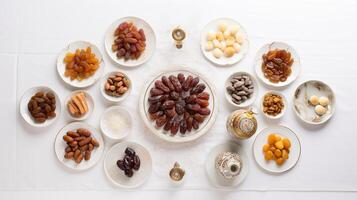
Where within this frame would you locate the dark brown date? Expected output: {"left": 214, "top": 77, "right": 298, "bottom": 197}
{"left": 179, "top": 119, "right": 187, "bottom": 134}
{"left": 190, "top": 83, "right": 206, "bottom": 95}
{"left": 198, "top": 108, "right": 211, "bottom": 115}
{"left": 190, "top": 77, "right": 199, "bottom": 88}
{"left": 148, "top": 102, "right": 161, "bottom": 114}
{"left": 155, "top": 80, "right": 170, "bottom": 93}
{"left": 156, "top": 115, "right": 167, "bottom": 127}
{"left": 165, "top": 108, "right": 177, "bottom": 118}
{"left": 161, "top": 100, "right": 175, "bottom": 110}
{"left": 178, "top": 73, "right": 185, "bottom": 84}
{"left": 162, "top": 76, "right": 175, "bottom": 91}
{"left": 185, "top": 95, "right": 197, "bottom": 104}
{"left": 169, "top": 75, "right": 182, "bottom": 92}
{"left": 169, "top": 91, "right": 180, "bottom": 101}
{"left": 150, "top": 88, "right": 164, "bottom": 96}
{"left": 182, "top": 75, "right": 193, "bottom": 91}
{"left": 196, "top": 99, "right": 209, "bottom": 107}
{"left": 197, "top": 92, "right": 210, "bottom": 100}
{"left": 193, "top": 113, "right": 205, "bottom": 123}
{"left": 186, "top": 116, "right": 193, "bottom": 132}
{"left": 170, "top": 116, "right": 180, "bottom": 135}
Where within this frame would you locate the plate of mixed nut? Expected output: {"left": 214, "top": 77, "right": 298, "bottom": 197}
{"left": 139, "top": 69, "right": 218, "bottom": 143}
{"left": 225, "top": 71, "right": 258, "bottom": 108}
{"left": 100, "top": 71, "right": 132, "bottom": 103}
{"left": 104, "top": 141, "right": 152, "bottom": 188}
{"left": 57, "top": 41, "right": 105, "bottom": 88}
{"left": 261, "top": 91, "right": 287, "bottom": 119}
{"left": 54, "top": 122, "right": 104, "bottom": 171}
{"left": 104, "top": 16, "right": 156, "bottom": 67}
{"left": 20, "top": 86, "right": 61, "bottom": 128}
{"left": 254, "top": 42, "right": 301, "bottom": 88}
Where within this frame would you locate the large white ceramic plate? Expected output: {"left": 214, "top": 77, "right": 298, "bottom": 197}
{"left": 293, "top": 80, "right": 335, "bottom": 125}
{"left": 254, "top": 42, "right": 301, "bottom": 88}
{"left": 206, "top": 142, "right": 249, "bottom": 187}
{"left": 64, "top": 90, "right": 94, "bottom": 121}
{"left": 139, "top": 69, "right": 218, "bottom": 143}
{"left": 253, "top": 125, "right": 301, "bottom": 174}
{"left": 54, "top": 122, "right": 104, "bottom": 171}
{"left": 20, "top": 86, "right": 61, "bottom": 128}
{"left": 57, "top": 41, "right": 105, "bottom": 88}
{"left": 224, "top": 71, "right": 258, "bottom": 108}
{"left": 104, "top": 141, "right": 152, "bottom": 188}
{"left": 100, "top": 106, "right": 132, "bottom": 142}
{"left": 200, "top": 18, "right": 249, "bottom": 66}
{"left": 100, "top": 71, "right": 132, "bottom": 103}
{"left": 104, "top": 16, "right": 156, "bottom": 67}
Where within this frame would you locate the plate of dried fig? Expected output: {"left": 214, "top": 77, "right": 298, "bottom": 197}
{"left": 139, "top": 68, "right": 218, "bottom": 143}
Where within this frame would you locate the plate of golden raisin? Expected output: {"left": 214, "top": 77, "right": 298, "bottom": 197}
{"left": 253, "top": 125, "right": 301, "bottom": 174}
{"left": 57, "top": 41, "right": 105, "bottom": 88}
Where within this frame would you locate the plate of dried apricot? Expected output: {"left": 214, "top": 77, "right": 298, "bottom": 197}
{"left": 254, "top": 42, "right": 301, "bottom": 88}
{"left": 104, "top": 16, "right": 156, "bottom": 67}
{"left": 57, "top": 41, "right": 105, "bottom": 88}
{"left": 253, "top": 125, "right": 301, "bottom": 174}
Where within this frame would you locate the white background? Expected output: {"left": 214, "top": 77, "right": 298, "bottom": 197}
{"left": 1, "top": 0, "right": 357, "bottom": 199}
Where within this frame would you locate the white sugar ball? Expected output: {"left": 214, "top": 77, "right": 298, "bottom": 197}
{"left": 205, "top": 41, "right": 214, "bottom": 51}
{"left": 223, "top": 30, "right": 231, "bottom": 39}
{"left": 218, "top": 23, "right": 228, "bottom": 32}
{"left": 309, "top": 95, "right": 319, "bottom": 106}
{"left": 226, "top": 37, "right": 235, "bottom": 46}
{"left": 233, "top": 43, "right": 241, "bottom": 53}
{"left": 219, "top": 41, "right": 227, "bottom": 51}
{"left": 235, "top": 34, "right": 244, "bottom": 44}
{"left": 230, "top": 25, "right": 239, "bottom": 35}
{"left": 212, "top": 48, "right": 223, "bottom": 58}
{"left": 216, "top": 31, "right": 224, "bottom": 41}
{"left": 315, "top": 105, "right": 327, "bottom": 116}
{"left": 207, "top": 31, "right": 216, "bottom": 41}
{"left": 213, "top": 39, "right": 221, "bottom": 49}
{"left": 319, "top": 96, "right": 330, "bottom": 107}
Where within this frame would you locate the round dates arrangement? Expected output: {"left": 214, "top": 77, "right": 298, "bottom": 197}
{"left": 147, "top": 73, "right": 211, "bottom": 136}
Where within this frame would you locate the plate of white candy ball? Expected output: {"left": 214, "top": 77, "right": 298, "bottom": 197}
{"left": 201, "top": 18, "right": 249, "bottom": 66}
{"left": 293, "top": 80, "right": 335, "bottom": 125}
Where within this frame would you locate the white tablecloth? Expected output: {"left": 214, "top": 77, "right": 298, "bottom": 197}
{"left": 1, "top": 0, "right": 357, "bottom": 199}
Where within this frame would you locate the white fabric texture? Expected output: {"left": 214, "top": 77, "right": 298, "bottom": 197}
{"left": 1, "top": 0, "right": 357, "bottom": 198}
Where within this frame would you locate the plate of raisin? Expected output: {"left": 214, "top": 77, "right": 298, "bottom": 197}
{"left": 139, "top": 69, "right": 218, "bottom": 143}
{"left": 254, "top": 42, "right": 301, "bottom": 88}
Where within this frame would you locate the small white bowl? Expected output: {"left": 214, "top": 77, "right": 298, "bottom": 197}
{"left": 104, "top": 141, "right": 152, "bottom": 188}
{"left": 201, "top": 18, "right": 249, "bottom": 66}
{"left": 104, "top": 16, "right": 156, "bottom": 67}
{"left": 100, "top": 106, "right": 132, "bottom": 141}
{"left": 252, "top": 125, "right": 301, "bottom": 174}
{"left": 64, "top": 90, "right": 94, "bottom": 121}
{"left": 100, "top": 71, "right": 132, "bottom": 103}
{"left": 225, "top": 71, "right": 258, "bottom": 108}
{"left": 254, "top": 42, "right": 301, "bottom": 88}
{"left": 57, "top": 41, "right": 105, "bottom": 88}
{"left": 54, "top": 122, "right": 105, "bottom": 171}
{"left": 20, "top": 86, "right": 61, "bottom": 128}
{"left": 260, "top": 91, "right": 287, "bottom": 119}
